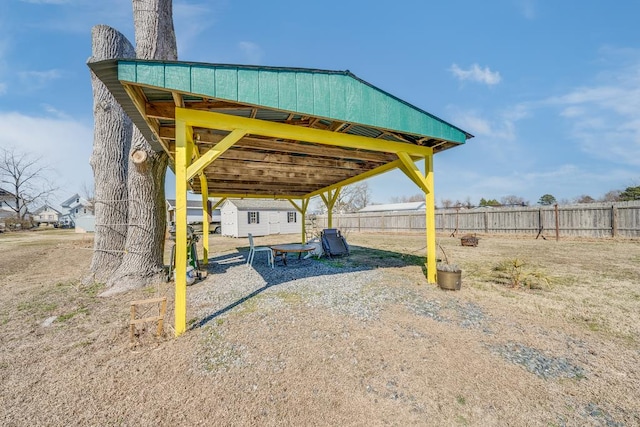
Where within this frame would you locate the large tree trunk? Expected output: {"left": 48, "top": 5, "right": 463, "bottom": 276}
{"left": 104, "top": 0, "right": 177, "bottom": 294}
{"left": 86, "top": 25, "right": 135, "bottom": 283}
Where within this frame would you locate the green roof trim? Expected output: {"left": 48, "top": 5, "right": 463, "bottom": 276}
{"left": 117, "top": 61, "right": 470, "bottom": 144}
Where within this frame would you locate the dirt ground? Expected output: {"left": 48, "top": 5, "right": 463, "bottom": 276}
{"left": 1, "top": 229, "right": 639, "bottom": 426}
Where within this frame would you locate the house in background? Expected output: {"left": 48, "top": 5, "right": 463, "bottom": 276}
{"left": 358, "top": 201, "right": 426, "bottom": 213}
{"left": 166, "top": 199, "right": 222, "bottom": 233}
{"left": 0, "top": 188, "right": 28, "bottom": 220}
{"left": 32, "top": 205, "right": 62, "bottom": 226}
{"left": 220, "top": 199, "right": 301, "bottom": 238}
{"left": 58, "top": 194, "right": 94, "bottom": 227}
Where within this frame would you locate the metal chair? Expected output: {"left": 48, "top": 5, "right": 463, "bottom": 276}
{"left": 246, "top": 233, "right": 274, "bottom": 268}
{"left": 321, "top": 228, "right": 350, "bottom": 258}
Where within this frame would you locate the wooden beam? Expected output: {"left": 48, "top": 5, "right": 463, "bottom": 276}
{"left": 305, "top": 158, "right": 406, "bottom": 199}
{"left": 200, "top": 181, "right": 322, "bottom": 193}
{"left": 172, "top": 92, "right": 185, "bottom": 108}
{"left": 203, "top": 158, "right": 368, "bottom": 176}
{"left": 213, "top": 149, "right": 385, "bottom": 170}
{"left": 186, "top": 129, "right": 246, "bottom": 181}
{"left": 122, "top": 83, "right": 171, "bottom": 155}
{"left": 175, "top": 109, "right": 434, "bottom": 157}
{"left": 161, "top": 126, "right": 397, "bottom": 163}
{"left": 202, "top": 167, "right": 355, "bottom": 183}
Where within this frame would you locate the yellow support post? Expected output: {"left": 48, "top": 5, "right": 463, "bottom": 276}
{"left": 320, "top": 188, "right": 340, "bottom": 229}
{"left": 174, "top": 116, "right": 192, "bottom": 336}
{"left": 396, "top": 151, "right": 437, "bottom": 284}
{"left": 200, "top": 173, "right": 209, "bottom": 264}
{"left": 288, "top": 198, "right": 309, "bottom": 243}
{"left": 424, "top": 154, "right": 437, "bottom": 284}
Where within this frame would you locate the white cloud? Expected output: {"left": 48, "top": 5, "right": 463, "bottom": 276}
{"left": 238, "top": 41, "right": 264, "bottom": 64}
{"left": 0, "top": 38, "right": 8, "bottom": 96}
{"left": 450, "top": 105, "right": 529, "bottom": 142}
{"left": 544, "top": 56, "right": 640, "bottom": 166}
{"left": 173, "top": 2, "right": 219, "bottom": 58}
{"left": 450, "top": 63, "right": 501, "bottom": 86}
{"left": 0, "top": 111, "right": 93, "bottom": 201}
{"left": 18, "top": 69, "right": 62, "bottom": 90}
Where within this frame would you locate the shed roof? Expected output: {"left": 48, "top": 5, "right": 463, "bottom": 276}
{"left": 359, "top": 201, "right": 426, "bottom": 213}
{"left": 89, "top": 59, "right": 472, "bottom": 198}
{"left": 225, "top": 199, "right": 296, "bottom": 211}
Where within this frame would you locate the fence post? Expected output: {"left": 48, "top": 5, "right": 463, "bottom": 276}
{"left": 554, "top": 204, "right": 559, "bottom": 241}
{"left": 612, "top": 204, "right": 618, "bottom": 237}
{"left": 484, "top": 209, "right": 488, "bottom": 233}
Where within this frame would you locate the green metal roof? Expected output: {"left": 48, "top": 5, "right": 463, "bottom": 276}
{"left": 91, "top": 59, "right": 471, "bottom": 146}
{"left": 121, "top": 61, "right": 469, "bottom": 143}
{"left": 88, "top": 59, "right": 472, "bottom": 198}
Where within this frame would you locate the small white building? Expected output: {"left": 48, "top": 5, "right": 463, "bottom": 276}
{"left": 220, "top": 199, "right": 301, "bottom": 238}
{"left": 32, "top": 204, "right": 62, "bottom": 226}
{"left": 359, "top": 201, "right": 426, "bottom": 213}
{"left": 59, "top": 193, "right": 94, "bottom": 227}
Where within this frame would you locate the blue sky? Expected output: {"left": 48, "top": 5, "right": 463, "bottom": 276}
{"left": 1, "top": 0, "right": 639, "bottom": 206}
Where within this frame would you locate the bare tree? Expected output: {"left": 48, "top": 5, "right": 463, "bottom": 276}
{"left": 500, "top": 195, "right": 528, "bottom": 206}
{"left": 0, "top": 147, "right": 57, "bottom": 220}
{"left": 312, "top": 182, "right": 372, "bottom": 214}
{"left": 335, "top": 182, "right": 372, "bottom": 213}
{"left": 86, "top": 25, "right": 135, "bottom": 283}
{"left": 575, "top": 194, "right": 595, "bottom": 204}
{"left": 390, "top": 193, "right": 424, "bottom": 203}
{"left": 105, "top": 0, "right": 177, "bottom": 293}
{"left": 440, "top": 198, "right": 453, "bottom": 209}
{"left": 601, "top": 190, "right": 621, "bottom": 202}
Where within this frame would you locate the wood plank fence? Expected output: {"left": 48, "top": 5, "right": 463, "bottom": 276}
{"left": 313, "top": 201, "right": 640, "bottom": 238}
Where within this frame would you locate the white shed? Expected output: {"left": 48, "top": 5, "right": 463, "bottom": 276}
{"left": 220, "top": 199, "right": 301, "bottom": 238}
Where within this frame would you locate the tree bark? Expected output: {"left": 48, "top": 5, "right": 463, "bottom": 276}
{"left": 103, "top": 0, "right": 177, "bottom": 294}
{"left": 86, "top": 25, "right": 135, "bottom": 283}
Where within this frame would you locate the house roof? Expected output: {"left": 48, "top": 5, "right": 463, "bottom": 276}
{"left": 359, "top": 201, "right": 426, "bottom": 213}
{"left": 88, "top": 59, "right": 472, "bottom": 199}
{"left": 166, "top": 199, "right": 210, "bottom": 209}
{"left": 33, "top": 204, "right": 62, "bottom": 215}
{"left": 60, "top": 194, "right": 80, "bottom": 207}
{"left": 0, "top": 188, "right": 15, "bottom": 198}
{"left": 225, "top": 199, "right": 296, "bottom": 211}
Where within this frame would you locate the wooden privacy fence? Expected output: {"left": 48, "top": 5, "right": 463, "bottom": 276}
{"left": 313, "top": 201, "right": 640, "bottom": 238}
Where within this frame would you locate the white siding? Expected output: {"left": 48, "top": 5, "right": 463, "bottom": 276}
{"left": 279, "top": 211, "right": 302, "bottom": 234}
{"left": 238, "top": 210, "right": 269, "bottom": 237}
{"left": 221, "top": 201, "right": 239, "bottom": 237}
{"left": 220, "top": 200, "right": 302, "bottom": 238}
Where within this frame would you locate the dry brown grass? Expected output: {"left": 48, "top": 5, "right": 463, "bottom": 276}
{"left": 1, "top": 230, "right": 639, "bottom": 426}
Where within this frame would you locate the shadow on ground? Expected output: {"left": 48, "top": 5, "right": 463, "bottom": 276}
{"left": 190, "top": 245, "right": 425, "bottom": 329}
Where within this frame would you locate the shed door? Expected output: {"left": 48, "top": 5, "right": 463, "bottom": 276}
{"left": 268, "top": 212, "right": 280, "bottom": 234}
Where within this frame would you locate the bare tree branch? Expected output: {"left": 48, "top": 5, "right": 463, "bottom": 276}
{"left": 0, "top": 147, "right": 58, "bottom": 219}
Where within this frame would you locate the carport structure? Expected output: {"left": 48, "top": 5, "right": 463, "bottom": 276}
{"left": 90, "top": 59, "right": 472, "bottom": 336}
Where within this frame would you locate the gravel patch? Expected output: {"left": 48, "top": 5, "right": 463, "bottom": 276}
{"left": 489, "top": 341, "right": 586, "bottom": 380}
{"left": 189, "top": 254, "right": 390, "bottom": 325}
{"left": 405, "top": 298, "right": 491, "bottom": 333}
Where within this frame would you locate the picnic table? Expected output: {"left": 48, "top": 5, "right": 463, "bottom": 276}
{"left": 270, "top": 243, "right": 315, "bottom": 266}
